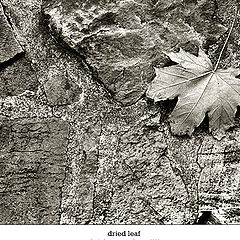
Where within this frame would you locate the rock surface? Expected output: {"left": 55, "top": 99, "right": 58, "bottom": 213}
{"left": 0, "top": 1, "right": 22, "bottom": 64}
{"left": 42, "top": 0, "right": 229, "bottom": 106}
{"left": 0, "top": 0, "right": 240, "bottom": 224}
{"left": 0, "top": 118, "right": 69, "bottom": 224}
{"left": 0, "top": 57, "right": 39, "bottom": 97}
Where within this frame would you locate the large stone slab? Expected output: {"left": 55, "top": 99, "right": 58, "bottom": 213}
{"left": 43, "top": 0, "right": 226, "bottom": 105}
{"left": 0, "top": 2, "right": 22, "bottom": 64}
{"left": 1, "top": 0, "right": 240, "bottom": 225}
{"left": 0, "top": 57, "right": 39, "bottom": 97}
{"left": 0, "top": 118, "right": 69, "bottom": 224}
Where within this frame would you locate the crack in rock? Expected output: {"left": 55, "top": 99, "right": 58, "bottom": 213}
{"left": 0, "top": 118, "right": 69, "bottom": 224}
{"left": 0, "top": 1, "right": 23, "bottom": 65}
{"left": 42, "top": 0, "right": 228, "bottom": 105}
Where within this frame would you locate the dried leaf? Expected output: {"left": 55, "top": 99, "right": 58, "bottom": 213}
{"left": 147, "top": 48, "right": 240, "bottom": 138}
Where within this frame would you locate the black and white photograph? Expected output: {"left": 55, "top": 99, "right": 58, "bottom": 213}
{"left": 0, "top": 0, "right": 240, "bottom": 238}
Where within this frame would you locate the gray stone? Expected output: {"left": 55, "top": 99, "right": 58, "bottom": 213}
{"left": 0, "top": 118, "right": 69, "bottom": 224}
{"left": 0, "top": 0, "right": 240, "bottom": 225}
{"left": 44, "top": 70, "right": 82, "bottom": 106}
{"left": 0, "top": 2, "right": 22, "bottom": 64}
{"left": 0, "top": 57, "right": 39, "bottom": 97}
{"left": 43, "top": 0, "right": 227, "bottom": 105}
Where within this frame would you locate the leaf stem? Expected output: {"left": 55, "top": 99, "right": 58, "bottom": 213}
{"left": 213, "top": 7, "right": 238, "bottom": 72}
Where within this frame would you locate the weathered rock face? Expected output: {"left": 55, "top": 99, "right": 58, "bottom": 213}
{"left": 44, "top": 70, "right": 82, "bottom": 106}
{"left": 0, "top": 0, "right": 240, "bottom": 225}
{"left": 0, "top": 57, "right": 39, "bottom": 97}
{"left": 0, "top": 118, "right": 69, "bottom": 224}
{"left": 0, "top": 1, "right": 22, "bottom": 64}
{"left": 43, "top": 0, "right": 226, "bottom": 105}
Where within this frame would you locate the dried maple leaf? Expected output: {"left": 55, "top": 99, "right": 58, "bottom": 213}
{"left": 147, "top": 47, "right": 240, "bottom": 138}
{"left": 147, "top": 8, "right": 240, "bottom": 139}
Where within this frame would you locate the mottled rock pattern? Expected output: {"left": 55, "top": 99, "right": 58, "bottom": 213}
{"left": 0, "top": 0, "right": 240, "bottom": 225}
{"left": 0, "top": 1, "right": 22, "bottom": 64}
{"left": 0, "top": 118, "right": 69, "bottom": 224}
{"left": 44, "top": 68, "right": 82, "bottom": 106}
{"left": 42, "top": 0, "right": 229, "bottom": 105}
{"left": 0, "top": 57, "right": 39, "bottom": 97}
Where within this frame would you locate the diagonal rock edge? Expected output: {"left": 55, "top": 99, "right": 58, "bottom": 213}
{"left": 41, "top": 0, "right": 228, "bottom": 107}
{"left": 0, "top": 51, "right": 24, "bottom": 71}
{"left": 0, "top": 0, "right": 23, "bottom": 65}
{"left": 41, "top": 8, "right": 128, "bottom": 107}
{"left": 0, "top": 0, "right": 240, "bottom": 225}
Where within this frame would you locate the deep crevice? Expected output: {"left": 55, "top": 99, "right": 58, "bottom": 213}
{"left": 212, "top": 0, "right": 219, "bottom": 20}
{"left": 0, "top": 1, "right": 25, "bottom": 70}
{"left": 0, "top": 52, "right": 25, "bottom": 72}
{"left": 152, "top": 98, "right": 178, "bottom": 122}
{"left": 194, "top": 211, "right": 221, "bottom": 224}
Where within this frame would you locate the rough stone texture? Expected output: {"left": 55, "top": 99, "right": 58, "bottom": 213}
{"left": 0, "top": 1, "right": 22, "bottom": 64}
{"left": 0, "top": 118, "right": 69, "bottom": 224}
{"left": 44, "top": 68, "right": 83, "bottom": 106}
{"left": 0, "top": 0, "right": 240, "bottom": 225}
{"left": 0, "top": 57, "right": 39, "bottom": 97}
{"left": 42, "top": 0, "right": 227, "bottom": 105}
